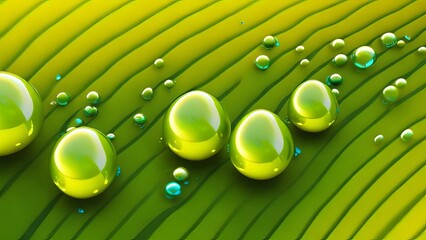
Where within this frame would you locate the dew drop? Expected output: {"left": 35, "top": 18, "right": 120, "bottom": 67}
{"left": 56, "top": 92, "right": 71, "bottom": 106}
{"left": 133, "top": 113, "right": 146, "bottom": 125}
{"left": 332, "top": 54, "right": 348, "bottom": 66}
{"left": 295, "top": 45, "right": 304, "bottom": 53}
{"left": 56, "top": 74, "right": 62, "bottom": 81}
{"left": 397, "top": 40, "right": 405, "bottom": 48}
{"left": 240, "top": 21, "right": 245, "bottom": 25}
{"left": 394, "top": 78, "right": 407, "bottom": 89}
{"left": 263, "top": 36, "right": 277, "bottom": 49}
{"left": 116, "top": 166, "right": 121, "bottom": 176}
{"left": 86, "top": 91, "right": 101, "bottom": 105}
{"left": 77, "top": 208, "right": 85, "bottom": 214}
{"left": 50, "top": 101, "right": 57, "bottom": 106}
{"left": 255, "top": 55, "right": 270, "bottom": 69}
{"left": 154, "top": 58, "right": 164, "bottom": 68}
{"left": 400, "top": 129, "right": 413, "bottom": 142}
{"left": 107, "top": 133, "right": 115, "bottom": 140}
{"left": 142, "top": 87, "right": 154, "bottom": 100}
{"left": 332, "top": 88, "right": 340, "bottom": 98}
{"left": 331, "top": 39, "right": 345, "bottom": 49}
{"left": 164, "top": 79, "right": 174, "bottom": 88}
{"left": 326, "top": 73, "right": 343, "bottom": 86}
{"left": 300, "top": 59, "right": 310, "bottom": 66}
{"left": 165, "top": 182, "right": 181, "bottom": 199}
{"left": 404, "top": 35, "right": 411, "bottom": 41}
{"left": 173, "top": 167, "right": 189, "bottom": 181}
{"left": 417, "top": 46, "right": 426, "bottom": 54}
{"left": 382, "top": 85, "right": 399, "bottom": 102}
{"left": 374, "top": 134, "right": 384, "bottom": 143}
{"left": 75, "top": 118, "right": 83, "bottom": 126}
{"left": 294, "top": 147, "right": 301, "bottom": 157}
{"left": 351, "top": 46, "right": 376, "bottom": 69}
{"left": 380, "top": 32, "right": 397, "bottom": 48}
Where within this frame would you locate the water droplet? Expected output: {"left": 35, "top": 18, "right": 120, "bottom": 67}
{"left": 274, "top": 37, "right": 280, "bottom": 47}
{"left": 394, "top": 78, "right": 407, "bottom": 89}
{"left": 294, "top": 147, "right": 301, "bottom": 157}
{"left": 326, "top": 73, "right": 343, "bottom": 86}
{"left": 240, "top": 21, "right": 245, "bottom": 25}
{"left": 154, "top": 58, "right": 164, "bottom": 68}
{"left": 77, "top": 208, "right": 85, "bottom": 214}
{"left": 300, "top": 59, "right": 310, "bottom": 66}
{"left": 380, "top": 32, "right": 397, "bottom": 48}
{"left": 374, "top": 134, "right": 384, "bottom": 143}
{"left": 173, "top": 167, "right": 189, "bottom": 181}
{"left": 165, "top": 182, "right": 181, "bottom": 199}
{"left": 56, "top": 74, "right": 62, "bottom": 81}
{"left": 255, "top": 55, "right": 270, "bottom": 70}
{"left": 56, "top": 92, "right": 71, "bottom": 106}
{"left": 351, "top": 46, "right": 376, "bottom": 68}
{"left": 332, "top": 54, "right": 348, "bottom": 66}
{"left": 295, "top": 45, "right": 304, "bottom": 53}
{"left": 142, "top": 87, "right": 154, "bottom": 100}
{"left": 83, "top": 106, "right": 98, "bottom": 117}
{"left": 163, "top": 79, "right": 174, "bottom": 89}
{"left": 116, "top": 166, "right": 121, "bottom": 176}
{"left": 50, "top": 101, "right": 57, "bottom": 106}
{"left": 86, "top": 91, "right": 101, "bottom": 105}
{"left": 382, "top": 85, "right": 399, "bottom": 102}
{"left": 50, "top": 127, "right": 117, "bottom": 198}
{"left": 263, "top": 36, "right": 277, "bottom": 49}
{"left": 107, "top": 133, "right": 115, "bottom": 140}
{"left": 404, "top": 35, "right": 411, "bottom": 41}
{"left": 184, "top": 181, "right": 189, "bottom": 185}
{"left": 397, "top": 40, "right": 405, "bottom": 48}
{"left": 288, "top": 80, "right": 339, "bottom": 132}
{"left": 400, "top": 129, "right": 413, "bottom": 142}
{"left": 133, "top": 113, "right": 147, "bottom": 126}
{"left": 331, "top": 39, "right": 345, "bottom": 49}
{"left": 418, "top": 46, "right": 426, "bottom": 54}
{"left": 229, "top": 110, "right": 294, "bottom": 180}
{"left": 226, "top": 144, "right": 230, "bottom": 153}
{"left": 163, "top": 91, "right": 231, "bottom": 160}
{"left": 332, "top": 88, "right": 340, "bottom": 98}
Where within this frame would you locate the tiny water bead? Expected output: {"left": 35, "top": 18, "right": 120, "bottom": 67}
{"left": 255, "top": 55, "right": 270, "bottom": 70}
{"left": 165, "top": 182, "right": 181, "bottom": 199}
{"left": 331, "top": 38, "right": 345, "bottom": 49}
{"left": 77, "top": 208, "right": 85, "bottom": 214}
{"left": 404, "top": 35, "right": 411, "bottom": 41}
{"left": 397, "top": 40, "right": 405, "bottom": 48}
{"left": 86, "top": 91, "right": 101, "bottom": 105}
{"left": 116, "top": 166, "right": 121, "bottom": 176}
{"left": 295, "top": 45, "right": 304, "bottom": 53}
{"left": 263, "top": 35, "right": 278, "bottom": 49}
{"left": 326, "top": 73, "right": 343, "bottom": 86}
{"left": 394, "top": 78, "right": 407, "bottom": 89}
{"left": 50, "top": 101, "right": 57, "bottom": 106}
{"left": 163, "top": 90, "right": 231, "bottom": 161}
{"left": 300, "top": 59, "right": 310, "bottom": 66}
{"left": 332, "top": 88, "right": 340, "bottom": 98}
{"left": 154, "top": 58, "right": 164, "bottom": 68}
{"left": 0, "top": 71, "right": 44, "bottom": 156}
{"left": 229, "top": 109, "right": 294, "bottom": 180}
{"left": 107, "top": 133, "right": 115, "bottom": 140}
{"left": 142, "top": 87, "right": 154, "bottom": 100}
{"left": 288, "top": 80, "right": 339, "bottom": 132}
{"left": 56, "top": 74, "right": 62, "bottom": 81}
{"left": 418, "top": 46, "right": 426, "bottom": 54}
{"left": 374, "top": 134, "right": 384, "bottom": 143}
{"left": 133, "top": 113, "right": 147, "bottom": 126}
{"left": 83, "top": 106, "right": 98, "bottom": 117}
{"left": 173, "top": 167, "right": 189, "bottom": 181}
{"left": 294, "top": 147, "right": 301, "bottom": 157}
{"left": 332, "top": 54, "right": 348, "bottom": 66}
{"left": 382, "top": 85, "right": 399, "bottom": 102}
{"left": 56, "top": 92, "right": 71, "bottom": 106}
{"left": 164, "top": 79, "right": 174, "bottom": 88}
{"left": 380, "top": 32, "right": 397, "bottom": 48}
{"left": 50, "top": 127, "right": 117, "bottom": 199}
{"left": 400, "top": 129, "right": 413, "bottom": 142}
{"left": 351, "top": 46, "right": 376, "bottom": 68}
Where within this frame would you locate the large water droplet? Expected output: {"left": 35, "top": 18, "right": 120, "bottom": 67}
{"left": 142, "top": 87, "right": 154, "bottom": 100}
{"left": 351, "top": 46, "right": 376, "bottom": 68}
{"left": 165, "top": 182, "right": 181, "bottom": 199}
{"left": 255, "top": 55, "right": 270, "bottom": 70}
{"left": 163, "top": 90, "right": 231, "bottom": 160}
{"left": 0, "top": 71, "right": 44, "bottom": 156}
{"left": 332, "top": 54, "right": 348, "bottom": 66}
{"left": 86, "top": 91, "right": 101, "bottom": 105}
{"left": 288, "top": 80, "right": 339, "bottom": 132}
{"left": 380, "top": 32, "right": 397, "bottom": 48}
{"left": 400, "top": 129, "right": 413, "bottom": 142}
{"left": 173, "top": 167, "right": 189, "bottom": 181}
{"left": 382, "top": 85, "right": 399, "bottom": 102}
{"left": 331, "top": 39, "right": 345, "bottom": 49}
{"left": 229, "top": 109, "right": 294, "bottom": 180}
{"left": 50, "top": 127, "right": 117, "bottom": 198}
{"left": 56, "top": 92, "right": 71, "bottom": 106}
{"left": 326, "top": 73, "right": 343, "bottom": 86}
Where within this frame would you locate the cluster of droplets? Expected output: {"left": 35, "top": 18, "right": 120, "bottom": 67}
{"left": 165, "top": 167, "right": 189, "bottom": 199}
{"left": 83, "top": 91, "right": 101, "bottom": 117}
{"left": 382, "top": 77, "right": 407, "bottom": 104}
{"left": 254, "top": 35, "right": 280, "bottom": 70}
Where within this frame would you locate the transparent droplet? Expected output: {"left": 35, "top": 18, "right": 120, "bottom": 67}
{"left": 50, "top": 101, "right": 57, "bottom": 106}
{"left": 263, "top": 36, "right": 277, "bottom": 49}
{"left": 107, "top": 133, "right": 115, "bottom": 140}
{"left": 56, "top": 74, "right": 62, "bottom": 81}
{"left": 86, "top": 91, "right": 101, "bottom": 105}
{"left": 332, "top": 54, "right": 348, "bottom": 66}
{"left": 164, "top": 79, "right": 174, "bottom": 88}
{"left": 56, "top": 92, "right": 71, "bottom": 106}
{"left": 240, "top": 21, "right": 245, "bottom": 25}
{"left": 154, "top": 58, "right": 164, "bottom": 68}
{"left": 173, "top": 167, "right": 189, "bottom": 181}
{"left": 380, "top": 32, "right": 397, "bottom": 48}
{"left": 374, "top": 134, "right": 384, "bottom": 143}
{"left": 83, "top": 106, "right": 98, "bottom": 117}
{"left": 142, "top": 87, "right": 154, "bottom": 100}
{"left": 417, "top": 46, "right": 426, "bottom": 54}
{"left": 75, "top": 118, "right": 83, "bottom": 126}
{"left": 331, "top": 39, "right": 345, "bottom": 49}
{"left": 295, "top": 45, "right": 304, "bottom": 53}
{"left": 394, "top": 78, "right": 407, "bottom": 89}
{"left": 226, "top": 144, "right": 230, "bottom": 153}
{"left": 165, "top": 182, "right": 181, "bottom": 199}
{"left": 116, "top": 166, "right": 121, "bottom": 176}
{"left": 400, "top": 129, "right": 413, "bottom": 142}
{"left": 133, "top": 113, "right": 146, "bottom": 125}
{"left": 274, "top": 37, "right": 280, "bottom": 47}
{"left": 326, "top": 73, "right": 343, "bottom": 86}
{"left": 382, "top": 85, "right": 399, "bottom": 102}
{"left": 294, "top": 147, "right": 301, "bottom": 157}
{"left": 351, "top": 46, "right": 376, "bottom": 69}
{"left": 300, "top": 59, "right": 310, "bottom": 66}
{"left": 397, "top": 40, "right": 405, "bottom": 48}
{"left": 77, "top": 208, "right": 85, "bottom": 214}
{"left": 255, "top": 55, "right": 270, "bottom": 69}
{"left": 184, "top": 181, "right": 189, "bottom": 185}
{"left": 332, "top": 88, "right": 340, "bottom": 98}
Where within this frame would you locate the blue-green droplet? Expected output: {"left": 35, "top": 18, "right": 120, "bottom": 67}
{"left": 351, "top": 46, "right": 376, "bottom": 69}
{"left": 107, "top": 133, "right": 115, "bottom": 140}
{"left": 294, "top": 147, "right": 301, "bottom": 157}
{"left": 142, "top": 87, "right": 154, "bottom": 100}
{"left": 77, "top": 208, "right": 85, "bottom": 214}
{"left": 255, "top": 55, "right": 270, "bottom": 70}
{"left": 133, "top": 113, "right": 146, "bottom": 126}
{"left": 56, "top": 74, "right": 62, "bottom": 81}
{"left": 165, "top": 182, "right": 181, "bottom": 199}
{"left": 116, "top": 166, "right": 121, "bottom": 176}
{"left": 404, "top": 35, "right": 411, "bottom": 41}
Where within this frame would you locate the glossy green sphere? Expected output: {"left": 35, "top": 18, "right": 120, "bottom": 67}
{"left": 50, "top": 127, "right": 117, "bottom": 199}
{"left": 0, "top": 71, "right": 44, "bottom": 156}
{"left": 229, "top": 109, "right": 294, "bottom": 180}
{"left": 288, "top": 80, "right": 339, "bottom": 132}
{"left": 351, "top": 46, "right": 376, "bottom": 68}
{"left": 163, "top": 90, "right": 231, "bottom": 161}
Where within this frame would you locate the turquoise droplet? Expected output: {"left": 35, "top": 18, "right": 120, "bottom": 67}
{"left": 300, "top": 59, "right": 310, "bottom": 66}
{"left": 255, "top": 55, "right": 270, "bottom": 70}
{"left": 380, "top": 32, "right": 397, "bottom": 48}
{"left": 351, "top": 46, "right": 376, "bottom": 69}
{"left": 77, "top": 208, "right": 85, "bottom": 214}
{"left": 56, "top": 92, "right": 71, "bottom": 106}
{"left": 165, "top": 182, "right": 181, "bottom": 199}
{"left": 56, "top": 74, "right": 62, "bottom": 81}
{"left": 404, "top": 35, "right": 411, "bottom": 41}
{"left": 116, "top": 166, "right": 121, "bottom": 176}
{"left": 294, "top": 147, "right": 301, "bottom": 157}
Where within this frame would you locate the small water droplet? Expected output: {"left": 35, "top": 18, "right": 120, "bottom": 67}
{"left": 83, "top": 106, "right": 98, "bottom": 117}
{"left": 294, "top": 147, "right": 301, "bottom": 157}
{"left": 133, "top": 113, "right": 147, "bottom": 125}
{"left": 274, "top": 37, "right": 280, "bottom": 47}
{"left": 56, "top": 74, "right": 62, "bottom": 81}
{"left": 400, "top": 129, "right": 413, "bottom": 142}
{"left": 226, "top": 144, "right": 230, "bottom": 153}
{"left": 326, "top": 73, "right": 343, "bottom": 86}
{"left": 255, "top": 55, "right": 270, "bottom": 70}
{"left": 382, "top": 85, "right": 399, "bottom": 103}
{"left": 107, "top": 133, "right": 115, "bottom": 140}
{"left": 240, "top": 21, "right": 245, "bottom": 25}
{"left": 417, "top": 46, "right": 426, "bottom": 54}
{"left": 295, "top": 45, "right": 304, "bottom": 53}
{"left": 77, "top": 208, "right": 85, "bottom": 214}
{"left": 56, "top": 92, "right": 71, "bottom": 106}
{"left": 164, "top": 79, "right": 174, "bottom": 88}
{"left": 173, "top": 167, "right": 189, "bottom": 181}
{"left": 331, "top": 39, "right": 345, "bottom": 49}
{"left": 351, "top": 46, "right": 376, "bottom": 69}
{"left": 300, "top": 59, "right": 310, "bottom": 66}
{"left": 404, "top": 35, "right": 411, "bottom": 41}
{"left": 380, "top": 32, "right": 397, "bottom": 48}
{"left": 142, "top": 87, "right": 154, "bottom": 100}
{"left": 394, "top": 78, "right": 407, "bottom": 89}
{"left": 184, "top": 181, "right": 189, "bottom": 185}
{"left": 86, "top": 91, "right": 101, "bottom": 105}
{"left": 397, "top": 40, "right": 405, "bottom": 48}
{"left": 332, "top": 54, "right": 348, "bottom": 66}
{"left": 154, "top": 58, "right": 164, "bottom": 68}
{"left": 332, "top": 88, "right": 340, "bottom": 98}
{"left": 116, "top": 166, "right": 121, "bottom": 176}
{"left": 75, "top": 118, "right": 83, "bottom": 126}
{"left": 263, "top": 36, "right": 277, "bottom": 49}
{"left": 165, "top": 182, "right": 181, "bottom": 199}
{"left": 374, "top": 134, "right": 384, "bottom": 143}
{"left": 50, "top": 101, "right": 57, "bottom": 106}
